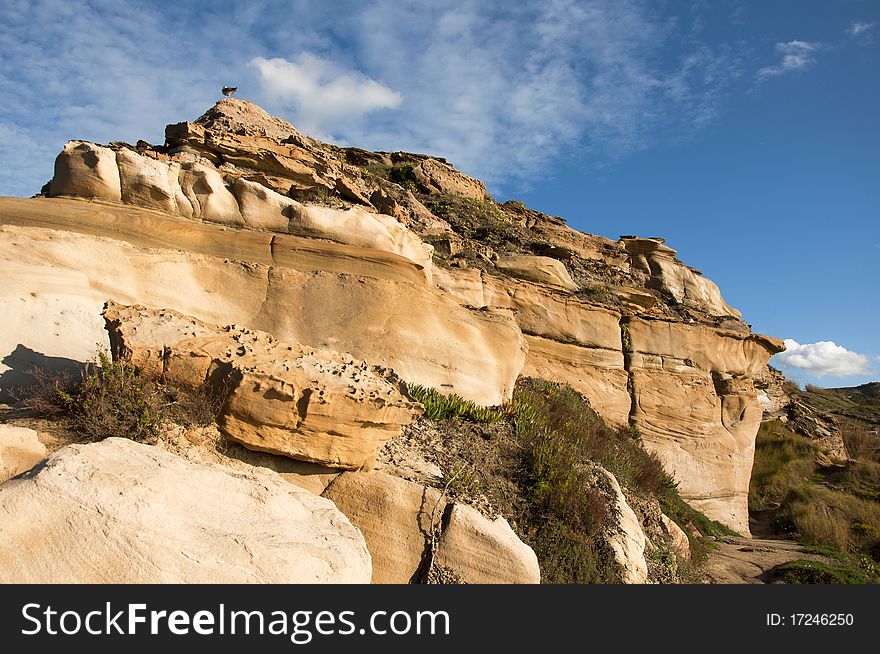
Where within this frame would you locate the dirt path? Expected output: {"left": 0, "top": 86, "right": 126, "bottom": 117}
{"left": 702, "top": 509, "right": 836, "bottom": 583}
{"left": 703, "top": 536, "right": 833, "bottom": 583}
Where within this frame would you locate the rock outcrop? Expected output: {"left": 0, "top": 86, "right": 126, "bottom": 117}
{"left": 103, "top": 302, "right": 422, "bottom": 469}
{"left": 433, "top": 504, "right": 541, "bottom": 584}
{"left": 322, "top": 471, "right": 443, "bottom": 584}
{"left": 495, "top": 255, "right": 579, "bottom": 292}
{"left": 0, "top": 438, "right": 371, "bottom": 583}
{"left": 624, "top": 317, "right": 784, "bottom": 533}
{"left": 0, "top": 197, "right": 526, "bottom": 407}
{"left": 621, "top": 237, "right": 741, "bottom": 318}
{"left": 588, "top": 465, "right": 649, "bottom": 584}
{"left": 0, "top": 96, "right": 785, "bottom": 537}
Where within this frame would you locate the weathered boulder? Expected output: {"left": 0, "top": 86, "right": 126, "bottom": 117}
{"left": 322, "top": 471, "right": 443, "bottom": 584}
{"left": 103, "top": 302, "right": 422, "bottom": 469}
{"left": 0, "top": 425, "right": 46, "bottom": 483}
{"left": 589, "top": 465, "right": 648, "bottom": 584}
{"left": 495, "top": 255, "right": 578, "bottom": 292}
{"left": 323, "top": 471, "right": 540, "bottom": 584}
{"left": 49, "top": 141, "right": 121, "bottom": 201}
{"left": 434, "top": 504, "right": 540, "bottom": 584}
{"left": 661, "top": 513, "right": 691, "bottom": 560}
{"left": 0, "top": 438, "right": 371, "bottom": 583}
{"left": 370, "top": 188, "right": 406, "bottom": 221}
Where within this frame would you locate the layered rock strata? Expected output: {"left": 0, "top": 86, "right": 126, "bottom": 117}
{"left": 624, "top": 317, "right": 783, "bottom": 533}
{"left": 0, "top": 97, "right": 786, "bottom": 534}
{"left": 0, "top": 197, "right": 526, "bottom": 407}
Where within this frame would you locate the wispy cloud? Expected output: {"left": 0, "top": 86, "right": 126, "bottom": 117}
{"left": 251, "top": 54, "right": 401, "bottom": 141}
{"left": 849, "top": 20, "right": 876, "bottom": 36}
{"left": 0, "top": 0, "right": 744, "bottom": 197}
{"left": 757, "top": 40, "right": 821, "bottom": 78}
{"left": 775, "top": 339, "right": 873, "bottom": 378}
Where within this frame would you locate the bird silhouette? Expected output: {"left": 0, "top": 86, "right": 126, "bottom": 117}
{"left": 222, "top": 86, "right": 237, "bottom": 97}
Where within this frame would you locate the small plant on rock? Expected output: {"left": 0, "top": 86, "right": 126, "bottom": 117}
{"left": 406, "top": 383, "right": 504, "bottom": 423}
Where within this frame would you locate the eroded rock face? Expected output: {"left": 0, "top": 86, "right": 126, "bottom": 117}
{"left": 14, "top": 96, "right": 787, "bottom": 538}
{"left": 411, "top": 157, "right": 486, "bottom": 200}
{"left": 0, "top": 438, "right": 371, "bottom": 583}
{"left": 521, "top": 336, "right": 630, "bottom": 426}
{"left": 661, "top": 513, "right": 691, "bottom": 560}
{"left": 50, "top": 141, "right": 121, "bottom": 201}
{"left": 288, "top": 203, "right": 434, "bottom": 277}
{"left": 621, "top": 237, "right": 741, "bottom": 318}
{"left": 0, "top": 198, "right": 525, "bottom": 407}
{"left": 116, "top": 148, "right": 189, "bottom": 216}
{"left": 0, "top": 426, "right": 46, "bottom": 483}
{"left": 625, "top": 316, "right": 784, "bottom": 534}
{"left": 587, "top": 465, "right": 649, "bottom": 584}
{"left": 180, "top": 161, "right": 243, "bottom": 225}
{"left": 435, "top": 266, "right": 630, "bottom": 425}
{"left": 103, "top": 302, "right": 422, "bottom": 469}
{"left": 495, "top": 255, "right": 578, "bottom": 292}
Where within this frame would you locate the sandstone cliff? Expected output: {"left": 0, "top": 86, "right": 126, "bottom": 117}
{"left": 1, "top": 98, "right": 782, "bottom": 541}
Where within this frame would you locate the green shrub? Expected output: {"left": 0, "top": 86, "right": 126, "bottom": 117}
{"left": 23, "top": 352, "right": 224, "bottom": 443}
{"left": 388, "top": 164, "right": 417, "bottom": 190}
{"left": 512, "top": 380, "right": 676, "bottom": 501}
{"left": 406, "top": 383, "right": 504, "bottom": 423}
{"left": 421, "top": 194, "right": 514, "bottom": 247}
{"left": 751, "top": 420, "right": 880, "bottom": 562}
{"left": 408, "top": 377, "right": 734, "bottom": 581}
{"left": 749, "top": 420, "right": 817, "bottom": 510}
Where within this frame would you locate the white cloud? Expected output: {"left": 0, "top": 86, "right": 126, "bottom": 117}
{"left": 758, "top": 40, "right": 821, "bottom": 78}
{"left": 251, "top": 54, "right": 401, "bottom": 140}
{"left": 849, "top": 21, "right": 876, "bottom": 36}
{"left": 775, "top": 339, "right": 873, "bottom": 378}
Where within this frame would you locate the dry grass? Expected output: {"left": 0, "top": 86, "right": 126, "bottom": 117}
{"left": 752, "top": 420, "right": 880, "bottom": 563}
{"left": 18, "top": 352, "right": 226, "bottom": 443}
{"left": 840, "top": 418, "right": 880, "bottom": 463}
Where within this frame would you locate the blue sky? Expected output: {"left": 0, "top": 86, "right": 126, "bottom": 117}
{"left": 1, "top": 0, "right": 877, "bottom": 387}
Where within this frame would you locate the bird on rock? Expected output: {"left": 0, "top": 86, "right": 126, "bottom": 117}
{"left": 222, "top": 86, "right": 237, "bottom": 97}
